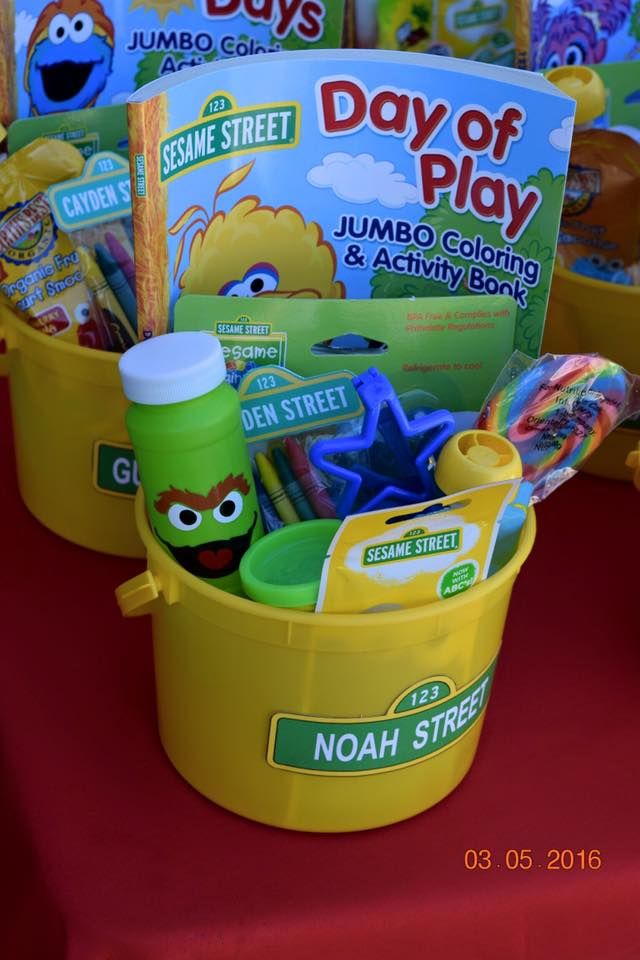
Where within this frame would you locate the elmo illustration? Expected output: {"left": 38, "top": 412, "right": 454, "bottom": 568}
{"left": 170, "top": 161, "right": 345, "bottom": 300}
{"left": 24, "top": 0, "right": 115, "bottom": 115}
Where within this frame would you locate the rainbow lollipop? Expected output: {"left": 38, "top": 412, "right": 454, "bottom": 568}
{"left": 477, "top": 354, "right": 640, "bottom": 497}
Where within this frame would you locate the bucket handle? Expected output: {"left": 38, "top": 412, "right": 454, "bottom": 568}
{"left": 116, "top": 570, "right": 163, "bottom": 617}
{"left": 627, "top": 443, "right": 640, "bottom": 491}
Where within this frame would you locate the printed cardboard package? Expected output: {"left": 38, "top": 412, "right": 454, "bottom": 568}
{"left": 8, "top": 104, "right": 129, "bottom": 161}
{"left": 176, "top": 293, "right": 518, "bottom": 413}
{"left": 316, "top": 479, "right": 518, "bottom": 612}
{"left": 353, "top": 0, "right": 516, "bottom": 65}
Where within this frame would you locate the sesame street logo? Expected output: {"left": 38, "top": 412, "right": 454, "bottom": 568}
{"left": 0, "top": 195, "right": 57, "bottom": 266}
{"left": 160, "top": 99, "right": 298, "bottom": 182}
{"left": 563, "top": 165, "right": 601, "bottom": 217}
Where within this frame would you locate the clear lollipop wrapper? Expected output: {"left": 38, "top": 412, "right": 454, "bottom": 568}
{"left": 476, "top": 352, "right": 640, "bottom": 501}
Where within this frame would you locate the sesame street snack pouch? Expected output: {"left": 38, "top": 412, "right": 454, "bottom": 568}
{"left": 0, "top": 137, "right": 94, "bottom": 340}
{"left": 316, "top": 479, "right": 518, "bottom": 613}
{"left": 118, "top": 331, "right": 264, "bottom": 595}
{"left": 557, "top": 129, "right": 640, "bottom": 285}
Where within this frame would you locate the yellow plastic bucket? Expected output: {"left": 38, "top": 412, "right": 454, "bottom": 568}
{"left": 543, "top": 265, "right": 640, "bottom": 482}
{"left": 0, "top": 306, "right": 143, "bottom": 557}
{"left": 117, "top": 490, "right": 536, "bottom": 832}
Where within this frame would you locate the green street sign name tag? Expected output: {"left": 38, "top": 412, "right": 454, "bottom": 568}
{"left": 268, "top": 658, "right": 496, "bottom": 776}
{"left": 93, "top": 442, "right": 139, "bottom": 498}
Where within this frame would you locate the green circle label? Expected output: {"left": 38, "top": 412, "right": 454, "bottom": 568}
{"left": 438, "top": 560, "right": 479, "bottom": 599}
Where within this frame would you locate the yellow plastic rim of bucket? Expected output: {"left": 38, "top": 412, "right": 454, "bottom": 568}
{"left": 545, "top": 263, "right": 640, "bottom": 365}
{"left": 0, "top": 304, "right": 121, "bottom": 385}
{"left": 544, "top": 264, "right": 639, "bottom": 483}
{"left": 551, "top": 263, "right": 640, "bottom": 313}
{"left": 121, "top": 488, "right": 537, "bottom": 650}
{"left": 1, "top": 305, "right": 144, "bottom": 557}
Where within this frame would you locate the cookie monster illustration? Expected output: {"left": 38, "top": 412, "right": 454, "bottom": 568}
{"left": 24, "top": 0, "right": 115, "bottom": 116}
{"left": 153, "top": 474, "right": 260, "bottom": 584}
{"left": 572, "top": 254, "right": 633, "bottom": 285}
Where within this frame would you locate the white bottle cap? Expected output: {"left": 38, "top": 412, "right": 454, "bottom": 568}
{"left": 119, "top": 332, "right": 227, "bottom": 405}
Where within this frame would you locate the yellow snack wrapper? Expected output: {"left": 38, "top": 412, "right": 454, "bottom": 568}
{"left": 0, "top": 138, "right": 93, "bottom": 342}
{"left": 316, "top": 480, "right": 519, "bottom": 613}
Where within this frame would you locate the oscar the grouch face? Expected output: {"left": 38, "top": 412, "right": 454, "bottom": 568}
{"left": 153, "top": 473, "right": 259, "bottom": 581}
{"left": 25, "top": 0, "right": 115, "bottom": 115}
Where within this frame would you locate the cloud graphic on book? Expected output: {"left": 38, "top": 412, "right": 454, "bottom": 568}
{"left": 307, "top": 153, "right": 419, "bottom": 208}
{"left": 549, "top": 118, "right": 574, "bottom": 152}
{"left": 15, "top": 11, "right": 36, "bottom": 54}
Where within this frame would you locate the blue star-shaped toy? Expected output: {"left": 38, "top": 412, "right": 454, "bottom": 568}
{"left": 309, "top": 368, "right": 455, "bottom": 518}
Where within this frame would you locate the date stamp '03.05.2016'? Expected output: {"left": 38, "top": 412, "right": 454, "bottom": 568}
{"left": 464, "top": 849, "right": 603, "bottom": 871}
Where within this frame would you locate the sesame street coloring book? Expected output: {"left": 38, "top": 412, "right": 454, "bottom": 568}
{"left": 10, "top": 0, "right": 345, "bottom": 119}
{"left": 128, "top": 49, "right": 575, "bottom": 352}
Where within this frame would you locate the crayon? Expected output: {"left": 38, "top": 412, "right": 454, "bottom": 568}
{"left": 283, "top": 436, "right": 337, "bottom": 519}
{"left": 105, "top": 230, "right": 136, "bottom": 293}
{"left": 271, "top": 446, "right": 316, "bottom": 521}
{"left": 252, "top": 466, "right": 281, "bottom": 533}
{"left": 76, "top": 246, "right": 119, "bottom": 351}
{"left": 77, "top": 246, "right": 136, "bottom": 352}
{"left": 255, "top": 451, "right": 299, "bottom": 525}
{"left": 95, "top": 242, "right": 137, "bottom": 329}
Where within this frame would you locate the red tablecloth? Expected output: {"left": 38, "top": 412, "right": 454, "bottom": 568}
{"left": 1, "top": 376, "right": 639, "bottom": 960}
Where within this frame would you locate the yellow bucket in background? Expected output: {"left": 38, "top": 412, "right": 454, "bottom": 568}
{"left": 117, "top": 491, "right": 535, "bottom": 833}
{"left": 0, "top": 307, "right": 143, "bottom": 557}
{"left": 543, "top": 265, "right": 640, "bottom": 482}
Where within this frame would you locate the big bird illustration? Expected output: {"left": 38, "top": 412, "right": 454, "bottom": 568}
{"left": 170, "top": 161, "right": 346, "bottom": 300}
{"left": 24, "top": 0, "right": 115, "bottom": 115}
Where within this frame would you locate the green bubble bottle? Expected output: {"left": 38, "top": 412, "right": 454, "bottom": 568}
{"left": 119, "top": 331, "right": 263, "bottom": 594}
